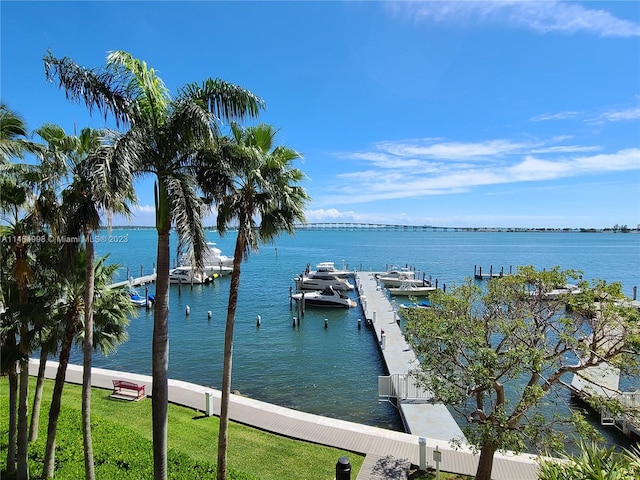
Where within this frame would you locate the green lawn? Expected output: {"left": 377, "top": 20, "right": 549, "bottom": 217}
{"left": 1, "top": 376, "right": 363, "bottom": 479}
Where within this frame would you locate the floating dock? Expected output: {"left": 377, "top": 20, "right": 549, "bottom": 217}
{"left": 568, "top": 361, "right": 640, "bottom": 441}
{"left": 474, "top": 265, "right": 512, "bottom": 280}
{"left": 355, "top": 272, "right": 466, "bottom": 443}
{"left": 109, "top": 273, "right": 157, "bottom": 289}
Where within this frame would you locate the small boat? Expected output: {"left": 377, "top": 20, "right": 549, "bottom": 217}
{"left": 376, "top": 268, "right": 428, "bottom": 288}
{"left": 387, "top": 281, "right": 436, "bottom": 296}
{"left": 128, "top": 288, "right": 153, "bottom": 307}
{"left": 205, "top": 264, "right": 233, "bottom": 277}
{"left": 399, "top": 300, "right": 431, "bottom": 309}
{"left": 531, "top": 284, "right": 582, "bottom": 300}
{"left": 295, "top": 274, "right": 355, "bottom": 291}
{"left": 169, "top": 266, "right": 214, "bottom": 284}
{"left": 291, "top": 286, "right": 357, "bottom": 308}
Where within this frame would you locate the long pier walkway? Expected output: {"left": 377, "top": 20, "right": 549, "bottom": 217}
{"left": 354, "top": 271, "right": 465, "bottom": 442}
{"left": 29, "top": 359, "right": 540, "bottom": 480}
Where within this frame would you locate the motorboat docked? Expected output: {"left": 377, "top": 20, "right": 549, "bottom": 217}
{"left": 203, "top": 242, "right": 234, "bottom": 267}
{"left": 530, "top": 284, "right": 582, "bottom": 300}
{"left": 387, "top": 281, "right": 436, "bottom": 296}
{"left": 295, "top": 273, "right": 355, "bottom": 291}
{"left": 399, "top": 300, "right": 431, "bottom": 309}
{"left": 169, "top": 266, "right": 215, "bottom": 284}
{"left": 128, "top": 288, "right": 154, "bottom": 307}
{"left": 304, "top": 261, "right": 353, "bottom": 279}
{"left": 376, "top": 268, "right": 429, "bottom": 288}
{"left": 291, "top": 286, "right": 357, "bottom": 308}
{"left": 205, "top": 264, "right": 233, "bottom": 277}
{"left": 176, "top": 242, "right": 234, "bottom": 277}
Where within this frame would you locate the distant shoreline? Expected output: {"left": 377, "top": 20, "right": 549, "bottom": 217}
{"left": 106, "top": 224, "right": 640, "bottom": 233}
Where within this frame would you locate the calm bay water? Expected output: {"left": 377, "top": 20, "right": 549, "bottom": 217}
{"left": 75, "top": 228, "right": 640, "bottom": 446}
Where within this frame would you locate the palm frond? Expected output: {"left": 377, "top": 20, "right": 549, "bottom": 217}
{"left": 44, "top": 51, "right": 135, "bottom": 128}
{"left": 106, "top": 50, "right": 170, "bottom": 126}
{"left": 180, "top": 78, "right": 265, "bottom": 124}
{"left": 164, "top": 173, "right": 206, "bottom": 268}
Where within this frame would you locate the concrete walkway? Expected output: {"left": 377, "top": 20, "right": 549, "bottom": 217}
{"left": 29, "top": 359, "right": 541, "bottom": 479}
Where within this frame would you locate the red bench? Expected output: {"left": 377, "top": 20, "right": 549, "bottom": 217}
{"left": 111, "top": 380, "right": 146, "bottom": 401}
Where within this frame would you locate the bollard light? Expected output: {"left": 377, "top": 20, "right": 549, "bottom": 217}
{"left": 335, "top": 456, "right": 351, "bottom": 480}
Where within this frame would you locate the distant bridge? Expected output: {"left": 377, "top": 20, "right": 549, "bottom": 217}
{"left": 294, "top": 222, "right": 521, "bottom": 232}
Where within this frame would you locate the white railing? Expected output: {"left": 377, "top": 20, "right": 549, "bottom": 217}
{"left": 378, "top": 374, "right": 433, "bottom": 401}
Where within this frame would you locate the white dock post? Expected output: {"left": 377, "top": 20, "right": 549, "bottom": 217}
{"left": 381, "top": 331, "right": 386, "bottom": 350}
{"left": 419, "top": 437, "right": 426, "bottom": 470}
{"left": 373, "top": 311, "right": 376, "bottom": 324}
{"left": 205, "top": 390, "right": 215, "bottom": 416}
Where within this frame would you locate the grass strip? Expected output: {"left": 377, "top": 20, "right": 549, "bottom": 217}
{"left": 0, "top": 376, "right": 363, "bottom": 479}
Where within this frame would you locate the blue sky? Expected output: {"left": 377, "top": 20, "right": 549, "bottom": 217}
{"left": 2, "top": 1, "right": 639, "bottom": 229}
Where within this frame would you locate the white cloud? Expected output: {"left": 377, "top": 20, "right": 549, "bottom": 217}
{"left": 531, "top": 111, "right": 581, "bottom": 121}
{"left": 134, "top": 204, "right": 156, "bottom": 214}
{"left": 373, "top": 138, "right": 535, "bottom": 159}
{"left": 314, "top": 137, "right": 640, "bottom": 207}
{"left": 528, "top": 145, "right": 601, "bottom": 154}
{"left": 388, "top": 1, "right": 640, "bottom": 37}
{"left": 588, "top": 107, "right": 640, "bottom": 124}
{"left": 304, "top": 208, "right": 381, "bottom": 224}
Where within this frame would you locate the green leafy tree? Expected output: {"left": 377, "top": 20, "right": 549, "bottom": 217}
{"left": 196, "top": 123, "right": 309, "bottom": 480}
{"left": 44, "top": 50, "right": 263, "bottom": 480}
{"left": 402, "top": 266, "right": 640, "bottom": 480}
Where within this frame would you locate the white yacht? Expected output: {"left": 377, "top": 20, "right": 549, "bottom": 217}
{"left": 295, "top": 273, "right": 355, "bottom": 291}
{"left": 203, "top": 242, "right": 234, "bottom": 267}
{"left": 291, "top": 286, "right": 357, "bottom": 308}
{"left": 376, "top": 268, "right": 428, "bottom": 288}
{"left": 169, "top": 266, "right": 213, "bottom": 284}
{"left": 306, "top": 261, "right": 353, "bottom": 279}
{"left": 176, "top": 242, "right": 234, "bottom": 278}
{"left": 387, "top": 281, "right": 436, "bottom": 296}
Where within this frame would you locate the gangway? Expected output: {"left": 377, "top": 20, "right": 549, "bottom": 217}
{"left": 378, "top": 374, "right": 434, "bottom": 402}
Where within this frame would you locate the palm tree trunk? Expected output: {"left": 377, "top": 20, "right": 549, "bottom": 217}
{"left": 6, "top": 333, "right": 18, "bottom": 474}
{"left": 216, "top": 231, "right": 245, "bottom": 480}
{"left": 152, "top": 228, "right": 170, "bottom": 480}
{"left": 42, "top": 321, "right": 76, "bottom": 479}
{"left": 29, "top": 346, "right": 49, "bottom": 442}
{"left": 7, "top": 367, "right": 18, "bottom": 472}
{"left": 17, "top": 328, "right": 30, "bottom": 480}
{"left": 82, "top": 231, "right": 96, "bottom": 480}
{"left": 475, "top": 442, "right": 497, "bottom": 480}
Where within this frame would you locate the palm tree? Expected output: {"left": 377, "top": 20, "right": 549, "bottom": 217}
{"left": 44, "top": 50, "right": 264, "bottom": 480}
{"left": 41, "top": 253, "right": 135, "bottom": 478}
{"left": 59, "top": 126, "right": 135, "bottom": 480}
{"left": 196, "top": 123, "right": 309, "bottom": 480}
{"left": 0, "top": 103, "right": 40, "bottom": 480}
{"left": 22, "top": 123, "right": 80, "bottom": 447}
